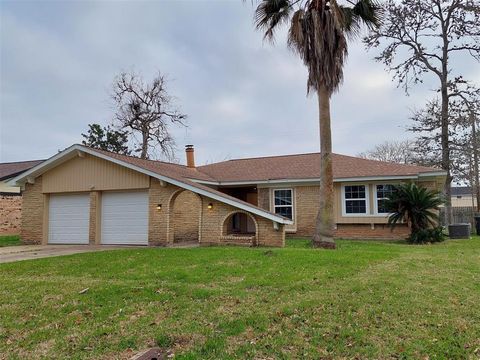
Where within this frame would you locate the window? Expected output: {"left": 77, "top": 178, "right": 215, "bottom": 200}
{"left": 273, "top": 189, "right": 293, "bottom": 220}
{"left": 343, "top": 185, "right": 368, "bottom": 215}
{"left": 375, "top": 184, "right": 395, "bottom": 214}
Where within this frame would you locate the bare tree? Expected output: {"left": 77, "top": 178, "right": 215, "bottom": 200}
{"left": 408, "top": 98, "right": 463, "bottom": 170}
{"left": 409, "top": 92, "right": 480, "bottom": 212}
{"left": 358, "top": 140, "right": 416, "bottom": 164}
{"left": 112, "top": 72, "right": 187, "bottom": 160}
{"left": 455, "top": 94, "right": 480, "bottom": 212}
{"left": 364, "top": 0, "right": 480, "bottom": 224}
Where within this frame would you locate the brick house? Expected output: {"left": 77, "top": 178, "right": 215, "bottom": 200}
{"left": 0, "top": 159, "right": 44, "bottom": 235}
{"left": 10, "top": 144, "right": 446, "bottom": 247}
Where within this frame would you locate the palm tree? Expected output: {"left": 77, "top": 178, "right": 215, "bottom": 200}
{"left": 253, "top": 0, "right": 381, "bottom": 248}
{"left": 386, "top": 183, "right": 445, "bottom": 237}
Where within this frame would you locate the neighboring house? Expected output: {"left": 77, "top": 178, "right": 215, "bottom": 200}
{"left": 11, "top": 144, "right": 446, "bottom": 247}
{"left": 0, "top": 159, "right": 44, "bottom": 235}
{"left": 451, "top": 187, "right": 478, "bottom": 208}
{"left": 0, "top": 160, "right": 45, "bottom": 194}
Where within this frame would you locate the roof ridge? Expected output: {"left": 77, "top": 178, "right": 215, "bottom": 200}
{"left": 199, "top": 151, "right": 439, "bottom": 171}
{"left": 332, "top": 152, "right": 430, "bottom": 167}
{"left": 198, "top": 152, "right": 322, "bottom": 166}
{"left": 82, "top": 144, "right": 188, "bottom": 168}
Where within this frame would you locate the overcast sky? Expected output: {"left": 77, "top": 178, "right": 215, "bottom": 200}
{"left": 1, "top": 0, "right": 479, "bottom": 165}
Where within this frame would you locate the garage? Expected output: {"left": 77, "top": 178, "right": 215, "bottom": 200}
{"left": 48, "top": 193, "right": 90, "bottom": 244}
{"left": 101, "top": 191, "right": 149, "bottom": 245}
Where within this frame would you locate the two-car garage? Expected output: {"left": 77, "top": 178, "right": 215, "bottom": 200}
{"left": 47, "top": 191, "right": 148, "bottom": 245}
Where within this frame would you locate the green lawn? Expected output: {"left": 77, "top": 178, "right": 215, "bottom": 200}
{"left": 0, "top": 235, "right": 21, "bottom": 247}
{"left": 1, "top": 237, "right": 479, "bottom": 359}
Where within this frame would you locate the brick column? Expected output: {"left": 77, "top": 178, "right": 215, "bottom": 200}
{"left": 89, "top": 191, "right": 100, "bottom": 245}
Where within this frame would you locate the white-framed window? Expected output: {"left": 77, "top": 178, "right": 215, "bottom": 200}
{"left": 342, "top": 184, "right": 369, "bottom": 216}
{"left": 273, "top": 189, "right": 293, "bottom": 220}
{"left": 374, "top": 184, "right": 396, "bottom": 214}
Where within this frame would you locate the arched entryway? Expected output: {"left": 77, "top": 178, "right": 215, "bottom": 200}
{"left": 221, "top": 211, "right": 258, "bottom": 246}
{"left": 168, "top": 190, "right": 202, "bottom": 245}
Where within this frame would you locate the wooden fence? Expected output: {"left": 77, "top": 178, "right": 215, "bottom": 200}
{"left": 440, "top": 206, "right": 479, "bottom": 232}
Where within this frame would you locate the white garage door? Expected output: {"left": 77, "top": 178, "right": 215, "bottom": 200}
{"left": 101, "top": 191, "right": 149, "bottom": 245}
{"left": 48, "top": 193, "right": 90, "bottom": 244}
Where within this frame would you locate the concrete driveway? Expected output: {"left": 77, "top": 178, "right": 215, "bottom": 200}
{"left": 0, "top": 245, "right": 131, "bottom": 264}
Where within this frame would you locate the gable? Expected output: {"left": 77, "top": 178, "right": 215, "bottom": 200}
{"left": 42, "top": 154, "right": 149, "bottom": 193}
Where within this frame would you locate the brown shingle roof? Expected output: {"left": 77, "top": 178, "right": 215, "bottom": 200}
{"left": 87, "top": 147, "right": 286, "bottom": 220}
{"left": 196, "top": 153, "right": 443, "bottom": 183}
{"left": 0, "top": 160, "right": 45, "bottom": 181}
{"left": 88, "top": 148, "right": 216, "bottom": 182}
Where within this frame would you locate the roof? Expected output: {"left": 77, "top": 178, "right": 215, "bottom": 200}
{"left": 451, "top": 187, "right": 473, "bottom": 196}
{"left": 9, "top": 144, "right": 446, "bottom": 225}
{"left": 89, "top": 148, "right": 216, "bottom": 183}
{"left": 11, "top": 145, "right": 292, "bottom": 225}
{"left": 0, "top": 159, "right": 45, "bottom": 181}
{"left": 195, "top": 152, "right": 445, "bottom": 184}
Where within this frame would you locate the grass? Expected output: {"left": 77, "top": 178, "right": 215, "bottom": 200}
{"left": 0, "top": 235, "right": 21, "bottom": 247}
{"left": 1, "top": 237, "right": 479, "bottom": 359}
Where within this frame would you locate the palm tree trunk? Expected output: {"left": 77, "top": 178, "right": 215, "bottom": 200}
{"left": 312, "top": 85, "right": 336, "bottom": 249}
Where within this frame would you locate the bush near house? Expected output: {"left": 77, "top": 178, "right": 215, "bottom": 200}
{"left": 386, "top": 183, "right": 445, "bottom": 244}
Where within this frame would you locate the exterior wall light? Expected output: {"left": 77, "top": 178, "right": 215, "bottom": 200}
{"left": 156, "top": 204, "right": 162, "bottom": 211}
{"left": 207, "top": 203, "right": 213, "bottom": 210}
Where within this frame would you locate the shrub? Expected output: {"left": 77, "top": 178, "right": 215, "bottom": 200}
{"left": 407, "top": 226, "right": 446, "bottom": 244}
{"left": 386, "top": 183, "right": 445, "bottom": 243}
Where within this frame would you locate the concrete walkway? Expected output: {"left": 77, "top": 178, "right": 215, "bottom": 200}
{"left": 0, "top": 245, "right": 131, "bottom": 264}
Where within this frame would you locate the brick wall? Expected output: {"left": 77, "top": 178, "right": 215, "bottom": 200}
{"left": 172, "top": 190, "right": 202, "bottom": 243}
{"left": 257, "top": 188, "right": 270, "bottom": 210}
{"left": 148, "top": 179, "right": 178, "bottom": 246}
{"left": 0, "top": 195, "right": 22, "bottom": 235}
{"left": 88, "top": 192, "right": 98, "bottom": 244}
{"left": 258, "top": 185, "right": 411, "bottom": 240}
{"left": 295, "top": 186, "right": 320, "bottom": 237}
{"left": 21, "top": 177, "right": 44, "bottom": 244}
{"left": 200, "top": 199, "right": 285, "bottom": 247}
{"left": 334, "top": 223, "right": 410, "bottom": 240}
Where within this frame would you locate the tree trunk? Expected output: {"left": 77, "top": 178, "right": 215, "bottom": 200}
{"left": 140, "top": 130, "right": 149, "bottom": 159}
{"left": 440, "top": 82, "right": 453, "bottom": 224}
{"left": 471, "top": 111, "right": 480, "bottom": 213}
{"left": 312, "top": 86, "right": 336, "bottom": 249}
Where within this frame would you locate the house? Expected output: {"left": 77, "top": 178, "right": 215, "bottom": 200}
{"left": 451, "top": 187, "right": 478, "bottom": 208}
{"left": 10, "top": 144, "right": 446, "bottom": 247}
{"left": 0, "top": 159, "right": 45, "bottom": 235}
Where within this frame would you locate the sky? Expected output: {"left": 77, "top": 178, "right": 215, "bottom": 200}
{"left": 1, "top": 0, "right": 479, "bottom": 165}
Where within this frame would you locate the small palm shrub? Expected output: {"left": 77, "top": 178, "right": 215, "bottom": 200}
{"left": 385, "top": 183, "right": 445, "bottom": 244}
{"left": 407, "top": 226, "right": 446, "bottom": 244}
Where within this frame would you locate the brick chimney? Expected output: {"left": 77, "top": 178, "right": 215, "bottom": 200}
{"left": 185, "top": 145, "right": 195, "bottom": 168}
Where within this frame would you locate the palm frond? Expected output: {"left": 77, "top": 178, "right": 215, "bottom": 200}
{"left": 287, "top": 9, "right": 305, "bottom": 53}
{"left": 341, "top": 0, "right": 382, "bottom": 39}
{"left": 252, "top": 0, "right": 382, "bottom": 94}
{"left": 386, "top": 183, "right": 445, "bottom": 237}
{"left": 255, "top": 0, "right": 294, "bottom": 41}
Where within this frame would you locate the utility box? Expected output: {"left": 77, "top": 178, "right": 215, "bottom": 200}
{"left": 448, "top": 223, "right": 471, "bottom": 239}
